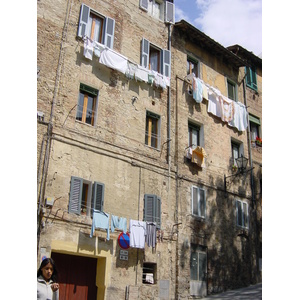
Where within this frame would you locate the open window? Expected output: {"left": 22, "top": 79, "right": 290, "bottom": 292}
{"left": 145, "top": 111, "right": 161, "bottom": 149}
{"left": 77, "top": 4, "right": 115, "bottom": 49}
{"left": 141, "top": 38, "right": 171, "bottom": 77}
{"left": 191, "top": 186, "right": 206, "bottom": 219}
{"left": 245, "top": 66, "right": 258, "bottom": 91}
{"left": 139, "top": 0, "right": 175, "bottom": 23}
{"left": 187, "top": 56, "right": 199, "bottom": 78}
{"left": 69, "top": 176, "right": 104, "bottom": 217}
{"left": 143, "top": 262, "right": 157, "bottom": 284}
{"left": 76, "top": 83, "right": 98, "bottom": 126}
{"left": 236, "top": 199, "right": 249, "bottom": 229}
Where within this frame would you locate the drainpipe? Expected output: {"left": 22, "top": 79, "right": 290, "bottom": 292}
{"left": 167, "top": 23, "right": 172, "bottom": 169}
{"left": 243, "top": 77, "right": 254, "bottom": 208}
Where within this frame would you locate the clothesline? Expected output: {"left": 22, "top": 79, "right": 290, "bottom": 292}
{"left": 83, "top": 36, "right": 170, "bottom": 89}
{"left": 186, "top": 73, "right": 248, "bottom": 132}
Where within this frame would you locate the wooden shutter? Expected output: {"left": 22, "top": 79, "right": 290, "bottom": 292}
{"left": 165, "top": 2, "right": 175, "bottom": 24}
{"left": 141, "top": 38, "right": 150, "bottom": 68}
{"left": 199, "top": 189, "right": 205, "bottom": 218}
{"left": 77, "top": 4, "right": 90, "bottom": 38}
{"left": 156, "top": 196, "right": 161, "bottom": 229}
{"left": 140, "top": 0, "right": 148, "bottom": 11}
{"left": 93, "top": 182, "right": 105, "bottom": 212}
{"left": 144, "top": 194, "right": 161, "bottom": 229}
{"left": 243, "top": 202, "right": 248, "bottom": 228}
{"left": 162, "top": 49, "right": 171, "bottom": 77}
{"left": 191, "top": 186, "right": 198, "bottom": 216}
{"left": 104, "top": 17, "right": 115, "bottom": 49}
{"left": 69, "top": 176, "right": 83, "bottom": 214}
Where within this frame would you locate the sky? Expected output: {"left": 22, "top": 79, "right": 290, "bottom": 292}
{"left": 174, "top": 0, "right": 262, "bottom": 57}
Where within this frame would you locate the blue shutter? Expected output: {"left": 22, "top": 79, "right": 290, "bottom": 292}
{"left": 140, "top": 0, "right": 148, "bottom": 11}
{"left": 141, "top": 38, "right": 150, "bottom": 69}
{"left": 93, "top": 182, "right": 105, "bottom": 212}
{"left": 165, "top": 2, "right": 175, "bottom": 24}
{"left": 69, "top": 176, "right": 83, "bottom": 214}
{"left": 162, "top": 49, "right": 171, "bottom": 77}
{"left": 77, "top": 4, "right": 90, "bottom": 38}
{"left": 104, "top": 17, "right": 115, "bottom": 49}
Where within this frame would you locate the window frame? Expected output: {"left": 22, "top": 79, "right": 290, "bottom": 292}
{"left": 76, "top": 83, "right": 98, "bottom": 126}
{"left": 145, "top": 111, "right": 161, "bottom": 149}
{"left": 139, "top": 0, "right": 175, "bottom": 23}
{"left": 191, "top": 186, "right": 206, "bottom": 219}
{"left": 245, "top": 66, "right": 258, "bottom": 91}
{"left": 190, "top": 244, "right": 207, "bottom": 282}
{"left": 188, "top": 122, "right": 200, "bottom": 149}
{"left": 236, "top": 199, "right": 249, "bottom": 229}
{"left": 231, "top": 140, "right": 243, "bottom": 167}
{"left": 143, "top": 262, "right": 157, "bottom": 285}
{"left": 69, "top": 176, "right": 105, "bottom": 217}
{"left": 227, "top": 79, "right": 237, "bottom": 101}
{"left": 143, "top": 194, "right": 161, "bottom": 229}
{"left": 77, "top": 4, "right": 115, "bottom": 49}
{"left": 249, "top": 114, "right": 261, "bottom": 141}
{"left": 141, "top": 38, "right": 171, "bottom": 77}
{"left": 187, "top": 56, "right": 199, "bottom": 78}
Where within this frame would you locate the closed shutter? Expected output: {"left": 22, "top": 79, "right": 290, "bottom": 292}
{"left": 199, "top": 189, "right": 205, "bottom": 218}
{"left": 69, "top": 176, "right": 83, "bottom": 214}
{"left": 144, "top": 194, "right": 161, "bottom": 229}
{"left": 77, "top": 4, "right": 90, "bottom": 38}
{"left": 163, "top": 49, "right": 171, "bottom": 77}
{"left": 165, "top": 2, "right": 175, "bottom": 24}
{"left": 156, "top": 196, "right": 161, "bottom": 228}
{"left": 141, "top": 38, "right": 150, "bottom": 68}
{"left": 243, "top": 202, "right": 248, "bottom": 228}
{"left": 104, "top": 17, "right": 115, "bottom": 49}
{"left": 236, "top": 200, "right": 242, "bottom": 226}
{"left": 140, "top": 0, "right": 148, "bottom": 11}
{"left": 93, "top": 182, "right": 105, "bottom": 212}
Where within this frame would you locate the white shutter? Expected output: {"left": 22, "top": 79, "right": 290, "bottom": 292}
{"left": 141, "top": 38, "right": 150, "bottom": 68}
{"left": 165, "top": 2, "right": 175, "bottom": 24}
{"left": 163, "top": 49, "right": 171, "bottom": 77}
{"left": 77, "top": 4, "right": 90, "bottom": 38}
{"left": 104, "top": 17, "right": 115, "bottom": 49}
{"left": 140, "top": 0, "right": 148, "bottom": 11}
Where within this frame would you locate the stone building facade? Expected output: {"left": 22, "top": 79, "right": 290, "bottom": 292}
{"left": 37, "top": 1, "right": 262, "bottom": 299}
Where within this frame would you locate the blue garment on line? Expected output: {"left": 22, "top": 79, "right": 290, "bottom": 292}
{"left": 90, "top": 211, "right": 110, "bottom": 240}
{"left": 111, "top": 215, "right": 127, "bottom": 233}
{"left": 193, "top": 77, "right": 203, "bottom": 103}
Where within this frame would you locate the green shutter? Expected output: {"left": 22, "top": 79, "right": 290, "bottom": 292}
{"left": 69, "top": 176, "right": 83, "bottom": 214}
{"left": 93, "top": 182, "right": 105, "bottom": 212}
{"left": 80, "top": 83, "right": 98, "bottom": 96}
{"left": 249, "top": 114, "right": 260, "bottom": 125}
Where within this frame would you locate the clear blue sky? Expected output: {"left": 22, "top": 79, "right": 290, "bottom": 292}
{"left": 174, "top": 0, "right": 262, "bottom": 57}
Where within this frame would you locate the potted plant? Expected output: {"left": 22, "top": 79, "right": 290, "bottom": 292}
{"left": 255, "top": 137, "right": 262, "bottom": 146}
{"left": 232, "top": 165, "right": 238, "bottom": 172}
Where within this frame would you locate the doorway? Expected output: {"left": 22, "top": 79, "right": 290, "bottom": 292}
{"left": 51, "top": 252, "right": 97, "bottom": 300}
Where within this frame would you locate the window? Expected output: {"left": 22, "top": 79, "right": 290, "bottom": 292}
{"left": 77, "top": 4, "right": 115, "bottom": 49}
{"left": 227, "top": 79, "right": 237, "bottom": 101}
{"left": 190, "top": 244, "right": 207, "bottom": 282}
{"left": 249, "top": 114, "right": 261, "bottom": 141}
{"left": 188, "top": 122, "right": 201, "bottom": 148}
{"left": 69, "top": 176, "right": 105, "bottom": 217}
{"left": 245, "top": 66, "right": 257, "bottom": 91}
{"left": 76, "top": 84, "right": 98, "bottom": 126}
{"left": 187, "top": 56, "right": 198, "bottom": 77}
{"left": 141, "top": 38, "right": 171, "bottom": 77}
{"left": 143, "top": 262, "right": 157, "bottom": 284}
{"left": 139, "top": 0, "right": 175, "bottom": 23}
{"left": 145, "top": 111, "right": 160, "bottom": 149}
{"left": 236, "top": 199, "right": 249, "bottom": 229}
{"left": 191, "top": 186, "right": 206, "bottom": 219}
{"left": 143, "top": 194, "right": 161, "bottom": 229}
{"left": 231, "top": 141, "right": 243, "bottom": 166}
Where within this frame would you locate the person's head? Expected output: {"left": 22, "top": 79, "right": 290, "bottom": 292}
{"left": 37, "top": 257, "right": 58, "bottom": 282}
